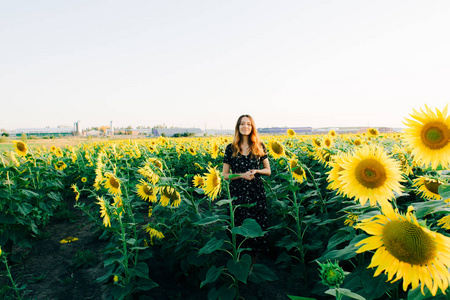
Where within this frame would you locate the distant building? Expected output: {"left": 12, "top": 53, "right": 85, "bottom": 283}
{"left": 258, "top": 127, "right": 312, "bottom": 135}
{"left": 13, "top": 127, "right": 74, "bottom": 137}
{"left": 152, "top": 127, "right": 203, "bottom": 137}
{"left": 203, "top": 129, "right": 234, "bottom": 136}
{"left": 85, "top": 130, "right": 100, "bottom": 137}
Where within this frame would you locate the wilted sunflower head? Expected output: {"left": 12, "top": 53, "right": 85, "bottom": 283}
{"left": 403, "top": 104, "right": 450, "bottom": 169}
{"left": 13, "top": 141, "right": 28, "bottom": 156}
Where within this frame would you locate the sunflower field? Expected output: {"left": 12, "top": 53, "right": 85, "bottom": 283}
{"left": 1, "top": 104, "right": 450, "bottom": 300}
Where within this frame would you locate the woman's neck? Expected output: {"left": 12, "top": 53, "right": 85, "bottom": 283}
{"left": 241, "top": 135, "right": 249, "bottom": 144}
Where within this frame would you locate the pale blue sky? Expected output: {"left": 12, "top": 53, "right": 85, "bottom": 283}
{"left": 1, "top": 0, "right": 449, "bottom": 131}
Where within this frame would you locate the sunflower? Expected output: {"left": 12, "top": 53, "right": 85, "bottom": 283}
{"left": 211, "top": 142, "right": 220, "bottom": 159}
{"left": 54, "top": 161, "right": 67, "bottom": 170}
{"left": 9, "top": 151, "right": 20, "bottom": 167}
{"left": 353, "top": 138, "right": 363, "bottom": 146}
{"left": 412, "top": 176, "right": 444, "bottom": 200}
{"left": 104, "top": 173, "right": 122, "bottom": 195}
{"left": 338, "top": 145, "right": 403, "bottom": 207}
{"left": 326, "top": 153, "right": 348, "bottom": 195}
{"left": 289, "top": 159, "right": 306, "bottom": 183}
{"left": 70, "top": 184, "right": 80, "bottom": 201}
{"left": 136, "top": 179, "right": 158, "bottom": 203}
{"left": 112, "top": 195, "right": 123, "bottom": 215}
{"left": 367, "top": 128, "right": 379, "bottom": 136}
{"left": 203, "top": 166, "right": 222, "bottom": 201}
{"left": 145, "top": 226, "right": 165, "bottom": 239}
{"left": 391, "top": 145, "right": 414, "bottom": 176}
{"left": 329, "top": 130, "right": 337, "bottom": 138}
{"left": 287, "top": 129, "right": 296, "bottom": 137}
{"left": 268, "top": 140, "right": 285, "bottom": 159}
{"left": 355, "top": 204, "right": 450, "bottom": 296}
{"left": 144, "top": 225, "right": 165, "bottom": 245}
{"left": 343, "top": 212, "right": 358, "bottom": 227}
{"left": 81, "top": 177, "right": 87, "bottom": 183}
{"left": 322, "top": 136, "right": 333, "bottom": 148}
{"left": 55, "top": 147, "right": 64, "bottom": 157}
{"left": 315, "top": 148, "right": 333, "bottom": 167}
{"left": 313, "top": 138, "right": 321, "bottom": 147}
{"left": 147, "top": 158, "right": 163, "bottom": 170}
{"left": 194, "top": 162, "right": 203, "bottom": 170}
{"left": 403, "top": 104, "right": 450, "bottom": 169}
{"left": 192, "top": 174, "right": 205, "bottom": 188}
{"left": 437, "top": 215, "right": 450, "bottom": 230}
{"left": 138, "top": 165, "right": 159, "bottom": 185}
{"left": 12, "top": 141, "right": 28, "bottom": 156}
{"left": 96, "top": 196, "right": 111, "bottom": 227}
{"left": 60, "top": 237, "right": 79, "bottom": 244}
{"left": 188, "top": 147, "right": 197, "bottom": 156}
{"left": 159, "top": 186, "right": 181, "bottom": 207}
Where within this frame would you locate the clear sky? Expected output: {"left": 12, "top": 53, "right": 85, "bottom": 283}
{"left": 1, "top": 0, "right": 449, "bottom": 131}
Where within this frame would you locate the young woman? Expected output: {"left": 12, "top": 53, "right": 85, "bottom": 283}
{"left": 223, "top": 114, "right": 271, "bottom": 256}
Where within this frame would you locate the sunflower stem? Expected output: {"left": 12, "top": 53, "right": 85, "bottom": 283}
{"left": 1, "top": 254, "right": 23, "bottom": 300}
{"left": 303, "top": 165, "right": 327, "bottom": 213}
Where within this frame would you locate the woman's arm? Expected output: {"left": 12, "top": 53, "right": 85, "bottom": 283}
{"left": 223, "top": 163, "right": 255, "bottom": 180}
{"left": 251, "top": 158, "right": 271, "bottom": 176}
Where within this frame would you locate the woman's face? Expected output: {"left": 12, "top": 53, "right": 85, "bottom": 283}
{"left": 239, "top": 117, "right": 252, "bottom": 136}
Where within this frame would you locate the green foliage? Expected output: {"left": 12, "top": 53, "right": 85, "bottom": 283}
{"left": 72, "top": 250, "right": 98, "bottom": 269}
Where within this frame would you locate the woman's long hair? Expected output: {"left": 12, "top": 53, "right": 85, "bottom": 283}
{"left": 231, "top": 114, "right": 265, "bottom": 157}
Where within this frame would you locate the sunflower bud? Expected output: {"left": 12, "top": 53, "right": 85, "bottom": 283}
{"left": 317, "top": 260, "right": 345, "bottom": 288}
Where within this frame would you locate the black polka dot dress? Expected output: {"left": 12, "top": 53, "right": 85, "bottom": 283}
{"left": 223, "top": 143, "right": 269, "bottom": 254}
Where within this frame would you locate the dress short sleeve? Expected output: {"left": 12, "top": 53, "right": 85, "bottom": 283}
{"left": 223, "top": 144, "right": 233, "bottom": 165}
{"left": 260, "top": 142, "right": 268, "bottom": 161}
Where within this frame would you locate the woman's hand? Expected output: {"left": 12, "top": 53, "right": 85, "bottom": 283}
{"left": 241, "top": 170, "right": 255, "bottom": 180}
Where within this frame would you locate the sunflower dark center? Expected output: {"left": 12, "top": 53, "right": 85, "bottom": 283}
{"left": 424, "top": 179, "right": 441, "bottom": 195}
{"left": 421, "top": 122, "right": 450, "bottom": 150}
{"left": 383, "top": 220, "right": 436, "bottom": 265}
{"left": 355, "top": 159, "right": 386, "bottom": 188}
{"left": 17, "top": 142, "right": 26, "bottom": 152}
{"left": 109, "top": 177, "right": 120, "bottom": 189}
{"left": 143, "top": 185, "right": 153, "bottom": 195}
{"left": 293, "top": 166, "right": 304, "bottom": 176}
{"left": 272, "top": 142, "right": 283, "bottom": 154}
{"left": 163, "top": 188, "right": 179, "bottom": 201}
